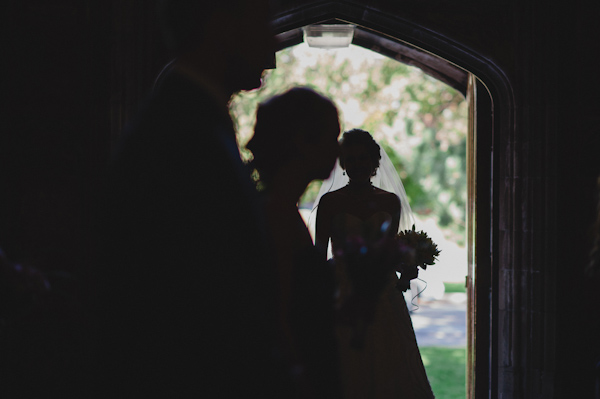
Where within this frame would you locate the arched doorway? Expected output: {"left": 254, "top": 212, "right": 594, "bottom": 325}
{"left": 267, "top": 3, "right": 515, "bottom": 397}
{"left": 233, "top": 38, "right": 469, "bottom": 396}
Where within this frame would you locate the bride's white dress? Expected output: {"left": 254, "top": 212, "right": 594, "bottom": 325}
{"left": 332, "top": 212, "right": 435, "bottom": 399}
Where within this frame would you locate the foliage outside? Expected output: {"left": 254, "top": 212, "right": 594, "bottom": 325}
{"left": 230, "top": 43, "right": 467, "bottom": 243}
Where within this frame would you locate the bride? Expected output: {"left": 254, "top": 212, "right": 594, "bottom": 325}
{"left": 314, "top": 129, "right": 435, "bottom": 398}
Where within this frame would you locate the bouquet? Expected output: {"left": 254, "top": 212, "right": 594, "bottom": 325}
{"left": 394, "top": 225, "right": 441, "bottom": 292}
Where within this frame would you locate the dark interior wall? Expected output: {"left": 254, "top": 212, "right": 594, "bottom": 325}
{"left": 1, "top": 0, "right": 169, "bottom": 272}
{"left": 0, "top": 3, "right": 170, "bottom": 395}
{"left": 553, "top": 3, "right": 600, "bottom": 397}
{"left": 1, "top": 2, "right": 113, "bottom": 394}
{"left": 1, "top": 0, "right": 112, "bottom": 272}
{"left": 1, "top": 1, "right": 599, "bottom": 397}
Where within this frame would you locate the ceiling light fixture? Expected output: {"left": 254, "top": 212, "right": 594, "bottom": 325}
{"left": 303, "top": 24, "right": 355, "bottom": 49}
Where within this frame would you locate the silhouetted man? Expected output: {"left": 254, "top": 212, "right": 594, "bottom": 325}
{"left": 94, "top": 1, "right": 286, "bottom": 396}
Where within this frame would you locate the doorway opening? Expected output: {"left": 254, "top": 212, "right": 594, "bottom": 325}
{"left": 231, "top": 38, "right": 469, "bottom": 398}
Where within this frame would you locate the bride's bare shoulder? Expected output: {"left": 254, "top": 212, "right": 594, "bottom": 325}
{"left": 319, "top": 187, "right": 348, "bottom": 205}
{"left": 373, "top": 187, "right": 401, "bottom": 206}
{"left": 373, "top": 187, "right": 397, "bottom": 198}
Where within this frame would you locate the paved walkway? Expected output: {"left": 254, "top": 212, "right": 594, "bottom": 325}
{"left": 410, "top": 293, "right": 467, "bottom": 347}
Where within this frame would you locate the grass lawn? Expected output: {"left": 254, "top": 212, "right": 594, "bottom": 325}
{"left": 443, "top": 281, "right": 467, "bottom": 293}
{"left": 420, "top": 346, "right": 466, "bottom": 399}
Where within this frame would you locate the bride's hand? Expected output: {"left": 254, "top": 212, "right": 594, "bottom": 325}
{"left": 396, "top": 265, "right": 418, "bottom": 292}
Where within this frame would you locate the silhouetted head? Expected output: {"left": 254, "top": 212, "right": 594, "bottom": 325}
{"left": 339, "top": 129, "right": 382, "bottom": 182}
{"left": 156, "top": 0, "right": 275, "bottom": 92}
{"left": 247, "top": 87, "right": 340, "bottom": 187}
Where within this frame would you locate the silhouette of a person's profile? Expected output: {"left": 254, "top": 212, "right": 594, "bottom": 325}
{"left": 247, "top": 87, "right": 343, "bottom": 398}
{"left": 93, "top": 1, "right": 288, "bottom": 397}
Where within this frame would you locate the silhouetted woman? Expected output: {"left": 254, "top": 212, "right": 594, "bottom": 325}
{"left": 247, "top": 87, "right": 342, "bottom": 398}
{"left": 316, "top": 129, "right": 434, "bottom": 398}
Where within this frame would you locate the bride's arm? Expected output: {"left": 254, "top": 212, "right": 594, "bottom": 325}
{"left": 315, "top": 194, "right": 334, "bottom": 260}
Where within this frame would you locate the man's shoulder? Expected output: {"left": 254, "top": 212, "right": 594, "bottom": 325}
{"left": 152, "top": 83, "right": 224, "bottom": 124}
{"left": 122, "top": 82, "right": 229, "bottom": 146}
